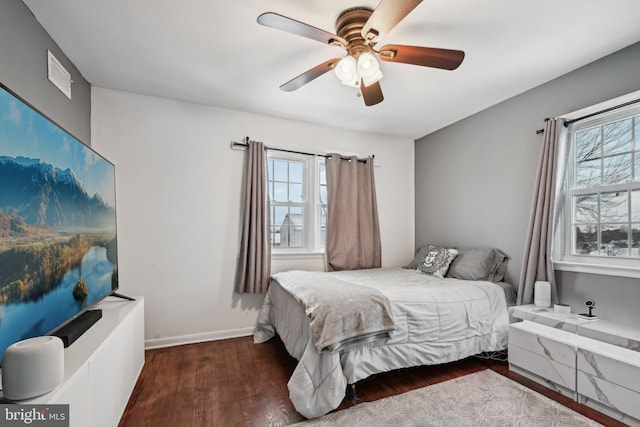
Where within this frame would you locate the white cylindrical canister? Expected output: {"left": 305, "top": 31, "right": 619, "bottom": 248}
{"left": 534, "top": 281, "right": 551, "bottom": 308}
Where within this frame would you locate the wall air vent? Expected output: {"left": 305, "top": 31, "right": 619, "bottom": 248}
{"left": 47, "top": 50, "right": 72, "bottom": 99}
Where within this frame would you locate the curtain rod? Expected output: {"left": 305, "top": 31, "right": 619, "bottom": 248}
{"left": 535, "top": 98, "right": 640, "bottom": 135}
{"left": 230, "top": 137, "right": 374, "bottom": 163}
{"left": 535, "top": 118, "right": 550, "bottom": 135}
{"left": 563, "top": 97, "right": 640, "bottom": 127}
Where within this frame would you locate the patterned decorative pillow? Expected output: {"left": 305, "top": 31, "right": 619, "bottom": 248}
{"left": 417, "top": 246, "right": 458, "bottom": 278}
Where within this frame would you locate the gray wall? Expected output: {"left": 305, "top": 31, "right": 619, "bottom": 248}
{"left": 0, "top": 0, "right": 90, "bottom": 144}
{"left": 415, "top": 42, "right": 640, "bottom": 325}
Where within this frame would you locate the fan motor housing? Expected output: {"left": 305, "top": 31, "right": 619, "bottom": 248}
{"left": 336, "top": 7, "right": 373, "bottom": 56}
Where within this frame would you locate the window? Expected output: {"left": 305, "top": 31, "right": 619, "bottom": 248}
{"left": 267, "top": 153, "right": 326, "bottom": 255}
{"left": 557, "top": 101, "right": 640, "bottom": 275}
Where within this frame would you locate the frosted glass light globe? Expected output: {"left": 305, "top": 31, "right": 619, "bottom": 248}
{"left": 357, "top": 52, "right": 383, "bottom": 87}
{"left": 334, "top": 55, "right": 358, "bottom": 87}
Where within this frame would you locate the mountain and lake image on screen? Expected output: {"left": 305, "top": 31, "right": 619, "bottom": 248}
{"left": 0, "top": 84, "right": 118, "bottom": 361}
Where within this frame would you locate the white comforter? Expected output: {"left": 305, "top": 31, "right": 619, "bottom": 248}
{"left": 254, "top": 268, "right": 511, "bottom": 419}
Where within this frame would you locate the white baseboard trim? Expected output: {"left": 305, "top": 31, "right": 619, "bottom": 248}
{"left": 144, "top": 326, "right": 255, "bottom": 350}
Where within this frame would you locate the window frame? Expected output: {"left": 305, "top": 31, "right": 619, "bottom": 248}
{"left": 554, "top": 101, "right": 640, "bottom": 278}
{"left": 267, "top": 151, "right": 326, "bottom": 257}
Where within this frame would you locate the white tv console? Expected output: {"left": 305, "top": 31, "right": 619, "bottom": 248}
{"left": 509, "top": 304, "right": 640, "bottom": 426}
{"left": 0, "top": 297, "right": 144, "bottom": 427}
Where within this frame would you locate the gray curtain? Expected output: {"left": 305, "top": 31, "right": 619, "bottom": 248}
{"left": 234, "top": 140, "right": 271, "bottom": 293}
{"left": 517, "top": 119, "right": 565, "bottom": 304}
{"left": 325, "top": 154, "right": 381, "bottom": 271}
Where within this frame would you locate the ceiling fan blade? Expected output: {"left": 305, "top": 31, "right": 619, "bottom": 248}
{"left": 378, "top": 45, "right": 465, "bottom": 70}
{"left": 360, "top": 80, "right": 384, "bottom": 106}
{"left": 361, "top": 0, "right": 423, "bottom": 44}
{"left": 280, "top": 58, "right": 340, "bottom": 92}
{"left": 258, "top": 12, "right": 347, "bottom": 47}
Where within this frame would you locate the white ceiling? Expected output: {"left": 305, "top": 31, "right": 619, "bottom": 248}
{"left": 23, "top": 0, "right": 640, "bottom": 140}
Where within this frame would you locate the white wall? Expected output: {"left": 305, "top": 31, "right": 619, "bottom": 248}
{"left": 91, "top": 87, "right": 414, "bottom": 348}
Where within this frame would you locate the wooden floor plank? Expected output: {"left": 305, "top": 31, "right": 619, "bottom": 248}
{"left": 119, "top": 336, "right": 627, "bottom": 427}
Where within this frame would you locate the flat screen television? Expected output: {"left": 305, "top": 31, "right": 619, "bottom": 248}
{"left": 0, "top": 83, "right": 118, "bottom": 361}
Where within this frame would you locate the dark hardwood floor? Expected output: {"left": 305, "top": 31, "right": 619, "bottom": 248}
{"left": 119, "top": 336, "right": 627, "bottom": 427}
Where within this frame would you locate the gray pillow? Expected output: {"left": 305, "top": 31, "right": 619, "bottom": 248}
{"left": 403, "top": 245, "right": 431, "bottom": 270}
{"left": 446, "top": 248, "right": 509, "bottom": 282}
{"left": 491, "top": 249, "right": 509, "bottom": 282}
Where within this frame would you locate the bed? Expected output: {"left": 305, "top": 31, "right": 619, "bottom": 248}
{"left": 254, "top": 247, "right": 515, "bottom": 419}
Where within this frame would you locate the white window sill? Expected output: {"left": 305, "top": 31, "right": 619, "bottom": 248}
{"left": 554, "top": 260, "right": 640, "bottom": 279}
{"left": 272, "top": 251, "right": 325, "bottom": 260}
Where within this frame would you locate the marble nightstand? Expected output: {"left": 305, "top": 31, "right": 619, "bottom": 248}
{"left": 509, "top": 304, "right": 640, "bottom": 426}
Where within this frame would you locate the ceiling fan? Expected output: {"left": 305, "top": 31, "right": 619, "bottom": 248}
{"left": 257, "top": 0, "right": 465, "bottom": 106}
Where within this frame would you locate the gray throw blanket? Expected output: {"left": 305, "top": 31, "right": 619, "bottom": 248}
{"left": 272, "top": 270, "right": 395, "bottom": 353}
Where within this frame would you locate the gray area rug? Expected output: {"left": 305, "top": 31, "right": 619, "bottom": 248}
{"left": 291, "top": 369, "right": 603, "bottom": 426}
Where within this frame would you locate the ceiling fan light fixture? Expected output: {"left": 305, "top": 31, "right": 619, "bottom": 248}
{"left": 357, "top": 52, "right": 379, "bottom": 78}
{"left": 362, "top": 69, "right": 383, "bottom": 87}
{"left": 335, "top": 55, "right": 357, "bottom": 85}
{"left": 258, "top": 2, "right": 465, "bottom": 106}
{"left": 335, "top": 53, "right": 383, "bottom": 88}
{"left": 343, "top": 77, "right": 360, "bottom": 88}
